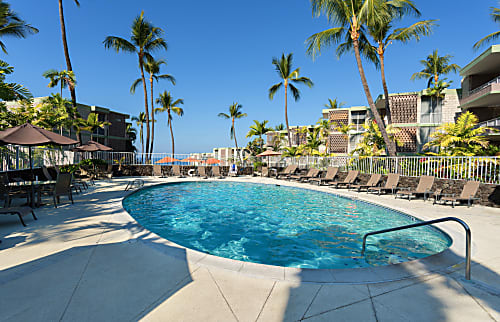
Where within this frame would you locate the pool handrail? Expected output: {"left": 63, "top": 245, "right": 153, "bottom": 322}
{"left": 361, "top": 217, "right": 471, "bottom": 280}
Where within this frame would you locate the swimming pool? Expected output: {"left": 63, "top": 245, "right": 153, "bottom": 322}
{"left": 122, "top": 181, "right": 452, "bottom": 269}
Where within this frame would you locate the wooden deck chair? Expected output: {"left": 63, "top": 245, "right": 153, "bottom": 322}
{"left": 329, "top": 170, "right": 359, "bottom": 188}
{"left": 367, "top": 174, "right": 400, "bottom": 195}
{"left": 171, "top": 165, "right": 186, "bottom": 178}
{"left": 288, "top": 168, "right": 320, "bottom": 182}
{"left": 350, "top": 173, "right": 382, "bottom": 192}
{"left": 396, "top": 175, "right": 435, "bottom": 201}
{"left": 198, "top": 166, "right": 209, "bottom": 179}
{"left": 212, "top": 166, "right": 224, "bottom": 179}
{"left": 309, "top": 167, "right": 339, "bottom": 185}
{"left": 434, "top": 181, "right": 481, "bottom": 207}
{"left": 0, "top": 206, "right": 37, "bottom": 227}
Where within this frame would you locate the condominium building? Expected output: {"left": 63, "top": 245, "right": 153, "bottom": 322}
{"left": 322, "top": 106, "right": 368, "bottom": 154}
{"left": 212, "top": 147, "right": 251, "bottom": 162}
{"left": 459, "top": 44, "right": 500, "bottom": 142}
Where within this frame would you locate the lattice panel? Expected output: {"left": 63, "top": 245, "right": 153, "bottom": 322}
{"left": 389, "top": 94, "right": 418, "bottom": 123}
{"left": 266, "top": 133, "right": 276, "bottom": 146}
{"left": 328, "top": 134, "right": 348, "bottom": 153}
{"left": 395, "top": 127, "right": 417, "bottom": 152}
{"left": 329, "top": 110, "right": 349, "bottom": 127}
{"left": 291, "top": 129, "right": 307, "bottom": 145}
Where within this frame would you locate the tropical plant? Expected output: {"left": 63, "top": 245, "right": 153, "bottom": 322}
{"left": 131, "top": 112, "right": 147, "bottom": 154}
{"left": 218, "top": 102, "right": 247, "bottom": 162}
{"left": 423, "top": 111, "right": 495, "bottom": 156}
{"left": 245, "top": 138, "right": 265, "bottom": 157}
{"left": 282, "top": 146, "right": 302, "bottom": 157}
{"left": 155, "top": 91, "right": 184, "bottom": 156}
{"left": 125, "top": 123, "right": 137, "bottom": 152}
{"left": 131, "top": 58, "right": 175, "bottom": 153}
{"left": 104, "top": 11, "right": 167, "bottom": 154}
{"left": 274, "top": 123, "right": 285, "bottom": 131}
{"left": 303, "top": 127, "right": 323, "bottom": 155}
{"left": 0, "top": 59, "right": 31, "bottom": 100}
{"left": 42, "top": 69, "right": 76, "bottom": 96}
{"left": 306, "top": 0, "right": 401, "bottom": 156}
{"left": 324, "top": 98, "right": 345, "bottom": 109}
{"left": 246, "top": 120, "right": 271, "bottom": 151}
{"left": 80, "top": 112, "right": 111, "bottom": 140}
{"left": 56, "top": 0, "right": 79, "bottom": 111}
{"left": 269, "top": 53, "right": 314, "bottom": 147}
{"left": 366, "top": 7, "right": 436, "bottom": 124}
{"left": 352, "top": 120, "right": 401, "bottom": 156}
{"left": 410, "top": 49, "right": 460, "bottom": 87}
{"left": 316, "top": 118, "right": 332, "bottom": 150}
{"left": 474, "top": 5, "right": 500, "bottom": 50}
{"left": 0, "top": 0, "right": 38, "bottom": 54}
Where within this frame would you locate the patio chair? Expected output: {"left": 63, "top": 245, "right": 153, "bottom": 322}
{"left": 153, "top": 164, "right": 165, "bottom": 177}
{"left": 0, "top": 181, "right": 30, "bottom": 207}
{"left": 212, "top": 166, "right": 225, "bottom": 179}
{"left": 51, "top": 173, "right": 74, "bottom": 208}
{"left": 0, "top": 206, "right": 37, "bottom": 227}
{"left": 171, "top": 165, "right": 186, "bottom": 178}
{"left": 288, "top": 168, "right": 320, "bottom": 182}
{"left": 276, "top": 165, "right": 298, "bottom": 179}
{"left": 309, "top": 167, "right": 339, "bottom": 186}
{"left": 197, "top": 166, "right": 209, "bottom": 179}
{"left": 350, "top": 173, "right": 382, "bottom": 192}
{"left": 395, "top": 175, "right": 435, "bottom": 201}
{"left": 329, "top": 170, "right": 359, "bottom": 188}
{"left": 434, "top": 181, "right": 481, "bottom": 207}
{"left": 367, "top": 174, "right": 400, "bottom": 195}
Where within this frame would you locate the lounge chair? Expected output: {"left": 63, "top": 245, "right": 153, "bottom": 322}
{"left": 153, "top": 164, "right": 165, "bottom": 177}
{"left": 395, "top": 175, "right": 435, "bottom": 201}
{"left": 261, "top": 167, "right": 270, "bottom": 177}
{"left": 367, "top": 173, "right": 400, "bottom": 195}
{"left": 350, "top": 173, "right": 382, "bottom": 192}
{"left": 434, "top": 181, "right": 481, "bottom": 207}
{"left": 288, "top": 168, "right": 320, "bottom": 182}
{"left": 171, "top": 165, "right": 186, "bottom": 178}
{"left": 51, "top": 173, "right": 74, "bottom": 208}
{"left": 0, "top": 206, "right": 37, "bottom": 227}
{"left": 329, "top": 170, "right": 359, "bottom": 188}
{"left": 276, "top": 165, "right": 298, "bottom": 179}
{"left": 197, "top": 166, "right": 209, "bottom": 179}
{"left": 309, "top": 167, "right": 339, "bottom": 186}
{"left": 229, "top": 164, "right": 238, "bottom": 177}
{"left": 212, "top": 166, "right": 224, "bottom": 179}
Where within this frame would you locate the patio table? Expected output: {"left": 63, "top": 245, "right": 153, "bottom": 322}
{"left": 8, "top": 181, "right": 56, "bottom": 208}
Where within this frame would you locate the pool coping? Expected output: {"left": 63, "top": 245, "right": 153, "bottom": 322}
{"left": 119, "top": 177, "right": 470, "bottom": 284}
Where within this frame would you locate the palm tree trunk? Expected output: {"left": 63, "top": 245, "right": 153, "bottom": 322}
{"left": 138, "top": 55, "right": 150, "bottom": 157}
{"left": 232, "top": 119, "right": 239, "bottom": 163}
{"left": 140, "top": 125, "right": 144, "bottom": 155}
{"left": 284, "top": 81, "right": 292, "bottom": 147}
{"left": 169, "top": 120, "right": 175, "bottom": 156}
{"left": 149, "top": 75, "right": 155, "bottom": 154}
{"left": 379, "top": 52, "right": 392, "bottom": 125}
{"left": 58, "top": 0, "right": 79, "bottom": 143}
{"left": 352, "top": 39, "right": 397, "bottom": 157}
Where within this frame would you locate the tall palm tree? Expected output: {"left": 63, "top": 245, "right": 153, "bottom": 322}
{"left": 269, "top": 53, "right": 314, "bottom": 148}
{"left": 246, "top": 120, "right": 271, "bottom": 151}
{"left": 306, "top": 0, "right": 413, "bottom": 157}
{"left": 42, "top": 69, "right": 76, "bottom": 96}
{"left": 155, "top": 91, "right": 184, "bottom": 156}
{"left": 275, "top": 123, "right": 285, "bottom": 131}
{"left": 131, "top": 112, "right": 147, "bottom": 154}
{"left": 131, "top": 58, "right": 175, "bottom": 154}
{"left": 104, "top": 11, "right": 167, "bottom": 155}
{"left": 0, "top": 0, "right": 38, "bottom": 53}
{"left": 218, "top": 102, "right": 247, "bottom": 162}
{"left": 0, "top": 59, "right": 31, "bottom": 100}
{"left": 367, "top": 12, "right": 436, "bottom": 124}
{"left": 410, "top": 49, "right": 460, "bottom": 87}
{"left": 57, "top": 0, "right": 79, "bottom": 112}
{"left": 324, "top": 98, "right": 345, "bottom": 109}
{"left": 80, "top": 112, "right": 111, "bottom": 141}
{"left": 474, "top": 6, "right": 500, "bottom": 50}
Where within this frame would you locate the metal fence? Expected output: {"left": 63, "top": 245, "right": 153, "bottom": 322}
{"left": 1, "top": 149, "right": 499, "bottom": 184}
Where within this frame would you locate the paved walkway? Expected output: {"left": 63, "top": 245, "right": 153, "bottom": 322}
{"left": 0, "top": 176, "right": 499, "bottom": 321}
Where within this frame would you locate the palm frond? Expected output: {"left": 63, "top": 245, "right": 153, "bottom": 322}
{"left": 268, "top": 82, "right": 282, "bottom": 100}
{"left": 288, "top": 83, "right": 301, "bottom": 101}
{"left": 130, "top": 78, "right": 142, "bottom": 94}
{"left": 305, "top": 27, "right": 344, "bottom": 59}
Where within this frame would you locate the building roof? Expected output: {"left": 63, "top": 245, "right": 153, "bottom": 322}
{"left": 460, "top": 45, "right": 500, "bottom": 77}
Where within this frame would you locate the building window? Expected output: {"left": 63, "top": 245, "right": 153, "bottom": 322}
{"left": 420, "top": 96, "right": 442, "bottom": 123}
{"left": 351, "top": 111, "right": 367, "bottom": 131}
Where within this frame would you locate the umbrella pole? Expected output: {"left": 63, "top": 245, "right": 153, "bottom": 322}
{"left": 29, "top": 146, "right": 35, "bottom": 208}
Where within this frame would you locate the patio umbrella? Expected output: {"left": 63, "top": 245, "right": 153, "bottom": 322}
{"left": 72, "top": 140, "right": 112, "bottom": 152}
{"left": 205, "top": 158, "right": 221, "bottom": 165}
{"left": 256, "top": 149, "right": 282, "bottom": 168}
{"left": 156, "top": 156, "right": 180, "bottom": 164}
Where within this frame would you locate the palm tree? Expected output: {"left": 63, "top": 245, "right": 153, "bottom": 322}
{"left": 246, "top": 120, "right": 271, "bottom": 151}
{"left": 410, "top": 49, "right": 460, "bottom": 87}
{"left": 269, "top": 53, "right": 314, "bottom": 147}
{"left": 104, "top": 11, "right": 167, "bottom": 155}
{"left": 0, "top": 59, "right": 31, "bottom": 100}
{"left": 155, "top": 91, "right": 184, "bottom": 156}
{"left": 306, "top": 0, "right": 413, "bottom": 157}
{"left": 474, "top": 6, "right": 500, "bottom": 50}
{"left": 125, "top": 124, "right": 137, "bottom": 152}
{"left": 316, "top": 118, "right": 332, "bottom": 152}
{"left": 282, "top": 146, "right": 302, "bottom": 157}
{"left": 275, "top": 123, "right": 285, "bottom": 131}
{"left": 367, "top": 12, "right": 436, "bottom": 124}
{"left": 131, "top": 58, "right": 175, "bottom": 153}
{"left": 131, "top": 112, "right": 147, "bottom": 154}
{"left": 0, "top": 0, "right": 38, "bottom": 53}
{"left": 324, "top": 98, "right": 345, "bottom": 109}
{"left": 80, "top": 112, "right": 111, "bottom": 141}
{"left": 42, "top": 69, "right": 76, "bottom": 96}
{"left": 57, "top": 0, "right": 79, "bottom": 111}
{"left": 218, "top": 102, "right": 247, "bottom": 162}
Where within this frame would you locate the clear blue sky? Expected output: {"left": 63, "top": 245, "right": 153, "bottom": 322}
{"left": 4, "top": 0, "right": 498, "bottom": 153}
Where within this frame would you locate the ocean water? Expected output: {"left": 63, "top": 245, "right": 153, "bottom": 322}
{"left": 123, "top": 181, "right": 451, "bottom": 269}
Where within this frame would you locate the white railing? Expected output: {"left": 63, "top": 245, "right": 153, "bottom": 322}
{"left": 469, "top": 75, "right": 500, "bottom": 96}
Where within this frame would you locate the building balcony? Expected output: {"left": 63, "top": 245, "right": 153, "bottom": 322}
{"left": 460, "top": 76, "right": 500, "bottom": 109}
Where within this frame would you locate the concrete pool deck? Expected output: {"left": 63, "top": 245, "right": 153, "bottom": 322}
{"left": 0, "top": 176, "right": 499, "bottom": 321}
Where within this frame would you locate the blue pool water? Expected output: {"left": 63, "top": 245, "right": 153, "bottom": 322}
{"left": 122, "top": 182, "right": 452, "bottom": 269}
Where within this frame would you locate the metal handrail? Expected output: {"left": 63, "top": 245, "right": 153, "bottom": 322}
{"left": 361, "top": 217, "right": 471, "bottom": 280}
